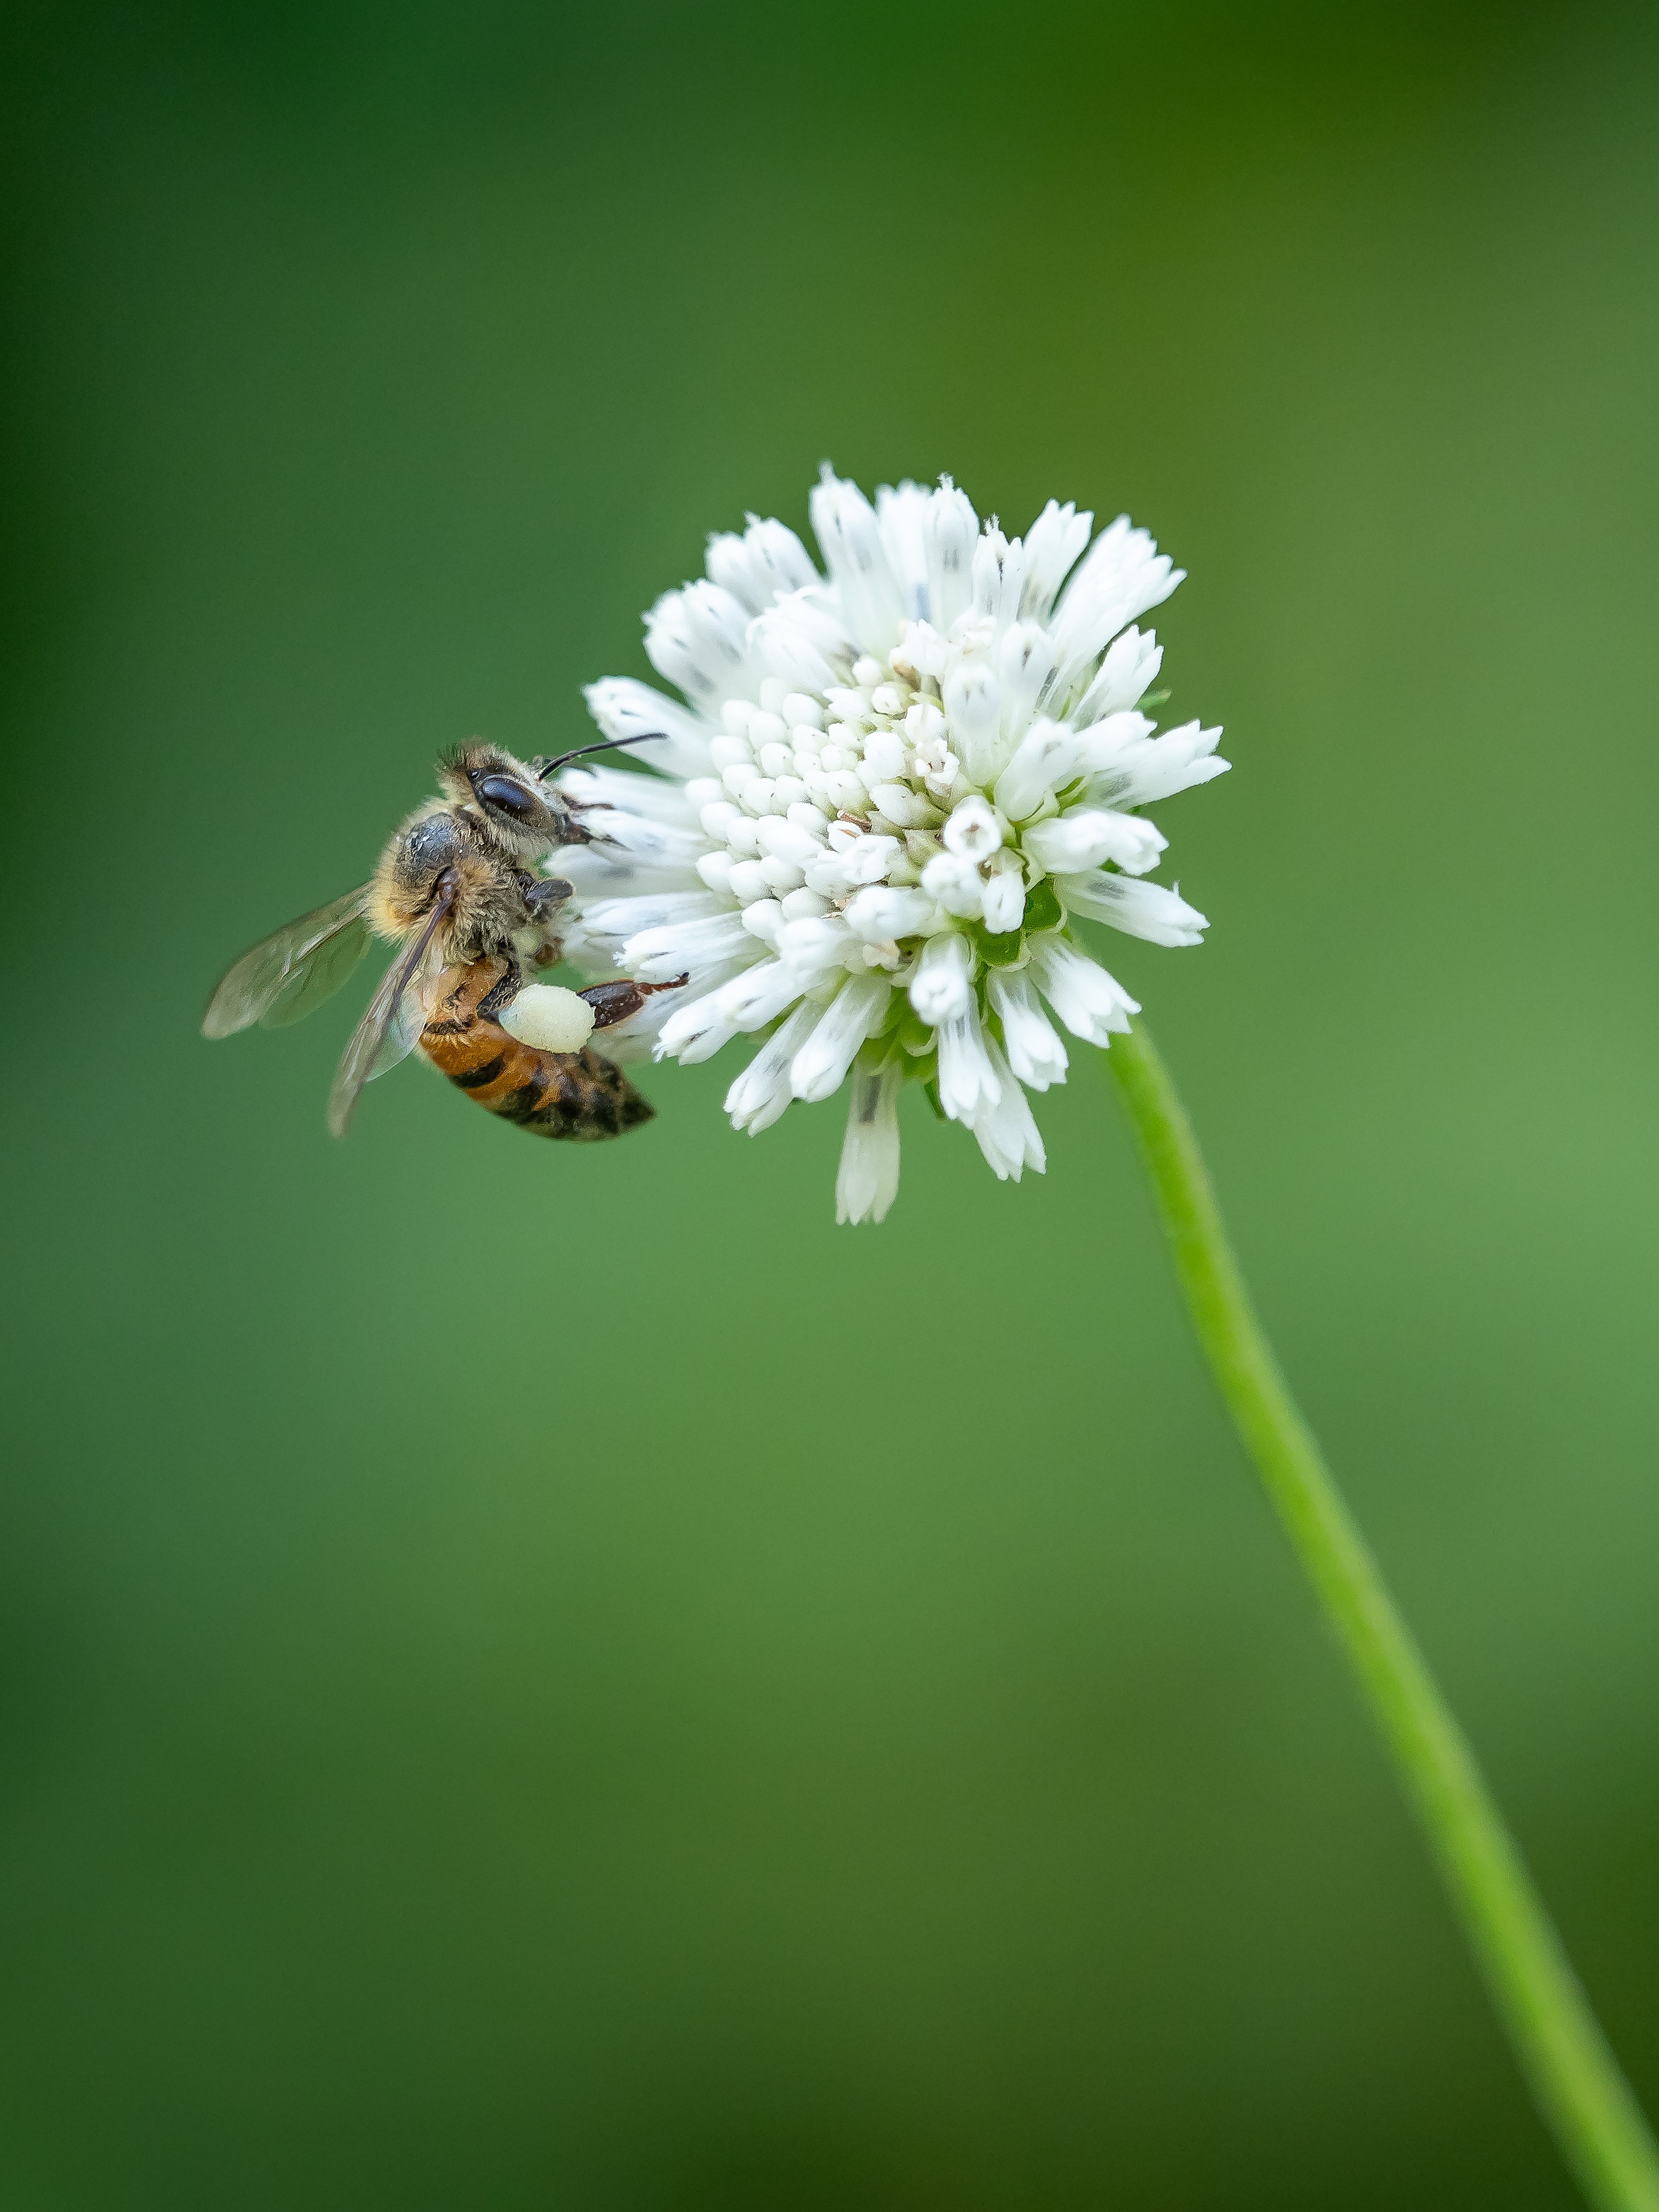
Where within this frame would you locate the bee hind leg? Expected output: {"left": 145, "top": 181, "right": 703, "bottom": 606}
{"left": 578, "top": 973, "right": 690, "bottom": 1031}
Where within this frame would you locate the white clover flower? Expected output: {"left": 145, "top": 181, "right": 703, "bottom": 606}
{"left": 552, "top": 468, "right": 1229, "bottom": 1222}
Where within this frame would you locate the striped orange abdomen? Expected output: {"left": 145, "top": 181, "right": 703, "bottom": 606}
{"left": 418, "top": 963, "right": 653, "bottom": 1143}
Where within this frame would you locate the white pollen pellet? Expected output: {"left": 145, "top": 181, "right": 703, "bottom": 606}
{"left": 499, "top": 985, "right": 596, "bottom": 1054}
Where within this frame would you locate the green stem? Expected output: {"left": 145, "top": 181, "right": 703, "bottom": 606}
{"left": 1108, "top": 1019, "right": 1659, "bottom": 2212}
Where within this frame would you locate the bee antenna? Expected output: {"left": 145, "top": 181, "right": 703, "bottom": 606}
{"left": 535, "top": 732, "right": 666, "bottom": 781}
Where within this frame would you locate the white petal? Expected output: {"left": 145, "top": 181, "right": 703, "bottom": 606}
{"left": 1052, "top": 516, "right": 1182, "bottom": 642}
{"left": 559, "top": 764, "right": 698, "bottom": 825}
{"left": 724, "top": 999, "right": 821, "bottom": 1133}
{"left": 657, "top": 981, "right": 744, "bottom": 1064}
{"left": 747, "top": 605, "right": 843, "bottom": 696}
{"left": 621, "top": 909, "right": 753, "bottom": 982}
{"left": 1056, "top": 872, "right": 1209, "bottom": 947}
{"left": 1047, "top": 521, "right": 1184, "bottom": 703}
{"left": 583, "top": 810, "right": 707, "bottom": 871}
{"left": 1028, "top": 936, "right": 1140, "bottom": 1045}
{"left": 941, "top": 657, "right": 1004, "bottom": 785}
{"left": 993, "top": 719, "right": 1079, "bottom": 822}
{"left": 980, "top": 851, "right": 1027, "bottom": 934}
{"left": 582, "top": 677, "right": 718, "bottom": 780}
{"left": 997, "top": 619, "right": 1058, "bottom": 742}
{"left": 1019, "top": 499, "right": 1093, "bottom": 621}
{"left": 1023, "top": 808, "right": 1167, "bottom": 877}
{"left": 705, "top": 515, "right": 819, "bottom": 614}
{"left": 968, "top": 1036, "right": 1047, "bottom": 1182}
{"left": 865, "top": 782, "right": 935, "bottom": 830}
{"left": 716, "top": 957, "right": 815, "bottom": 1032}
{"left": 835, "top": 1058, "right": 902, "bottom": 1224}
{"left": 971, "top": 526, "right": 1027, "bottom": 633}
{"left": 920, "top": 851, "right": 985, "bottom": 921}
{"left": 1080, "top": 719, "right": 1230, "bottom": 808}
{"left": 776, "top": 914, "right": 855, "bottom": 973}
{"left": 906, "top": 929, "right": 972, "bottom": 1024}
{"left": 789, "top": 974, "right": 891, "bottom": 1101}
{"left": 942, "top": 793, "right": 1003, "bottom": 860}
{"left": 566, "top": 858, "right": 708, "bottom": 905}
{"left": 580, "top": 890, "right": 723, "bottom": 943}
{"left": 644, "top": 580, "right": 757, "bottom": 706}
{"left": 923, "top": 477, "right": 980, "bottom": 633}
{"left": 988, "top": 970, "right": 1068, "bottom": 1090}
{"left": 1070, "top": 627, "right": 1164, "bottom": 727}
{"left": 843, "top": 885, "right": 937, "bottom": 941}
{"left": 754, "top": 814, "right": 824, "bottom": 866}
{"left": 875, "top": 481, "right": 934, "bottom": 623}
{"left": 936, "top": 1006, "right": 1001, "bottom": 1122}
{"left": 809, "top": 467, "right": 907, "bottom": 656}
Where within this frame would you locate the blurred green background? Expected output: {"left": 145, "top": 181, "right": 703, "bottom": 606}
{"left": 3, "top": 1, "right": 1657, "bottom": 2203}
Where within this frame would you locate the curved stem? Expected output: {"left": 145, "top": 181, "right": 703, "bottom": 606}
{"left": 1108, "top": 1019, "right": 1659, "bottom": 2212}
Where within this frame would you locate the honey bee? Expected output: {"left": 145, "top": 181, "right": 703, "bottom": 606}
{"left": 203, "top": 736, "right": 682, "bottom": 1140}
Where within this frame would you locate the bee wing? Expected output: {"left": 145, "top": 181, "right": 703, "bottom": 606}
{"left": 327, "top": 877, "right": 457, "bottom": 1138}
{"left": 203, "top": 887, "right": 374, "bottom": 1038}
{"left": 365, "top": 978, "right": 430, "bottom": 1084}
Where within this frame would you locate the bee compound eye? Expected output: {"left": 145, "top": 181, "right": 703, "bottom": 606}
{"left": 475, "top": 774, "right": 539, "bottom": 822}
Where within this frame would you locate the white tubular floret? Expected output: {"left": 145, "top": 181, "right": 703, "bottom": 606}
{"left": 843, "top": 885, "right": 937, "bottom": 941}
{"left": 906, "top": 930, "right": 972, "bottom": 1024}
{"left": 942, "top": 657, "right": 1003, "bottom": 785}
{"left": 810, "top": 467, "right": 907, "bottom": 655}
{"left": 1069, "top": 628, "right": 1163, "bottom": 726}
{"left": 704, "top": 515, "right": 818, "bottom": 614}
{"left": 1022, "top": 808, "right": 1167, "bottom": 878}
{"left": 942, "top": 793, "right": 1003, "bottom": 860}
{"left": 836, "top": 1058, "right": 902, "bottom": 1225}
{"left": 581, "top": 677, "right": 718, "bottom": 779}
{"left": 919, "top": 852, "right": 986, "bottom": 921}
{"left": 790, "top": 975, "right": 891, "bottom": 1102}
{"left": 1028, "top": 937, "right": 1139, "bottom": 1046}
{"left": 1055, "top": 872, "right": 1209, "bottom": 947}
{"left": 992, "top": 719, "right": 1079, "bottom": 822}
{"left": 980, "top": 850, "right": 1027, "bottom": 933}
{"left": 988, "top": 970, "right": 1068, "bottom": 1090}
{"left": 621, "top": 910, "right": 753, "bottom": 982}
{"left": 644, "top": 580, "right": 755, "bottom": 706}
{"left": 715, "top": 958, "right": 811, "bottom": 1033}
{"left": 1020, "top": 499, "right": 1093, "bottom": 621}
{"left": 656, "top": 985, "right": 740, "bottom": 1065}
{"left": 936, "top": 1008, "right": 1001, "bottom": 1122}
{"left": 725, "top": 1000, "right": 821, "bottom": 1134}
{"left": 922, "top": 478, "right": 980, "bottom": 632}
{"left": 969, "top": 1036, "right": 1047, "bottom": 1182}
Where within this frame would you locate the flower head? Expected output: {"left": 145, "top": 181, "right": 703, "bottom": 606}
{"left": 553, "top": 468, "right": 1228, "bottom": 1221}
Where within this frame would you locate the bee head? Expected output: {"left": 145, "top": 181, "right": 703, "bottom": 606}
{"left": 438, "top": 742, "right": 568, "bottom": 852}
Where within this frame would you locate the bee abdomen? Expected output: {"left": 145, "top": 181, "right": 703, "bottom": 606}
{"left": 419, "top": 989, "right": 653, "bottom": 1143}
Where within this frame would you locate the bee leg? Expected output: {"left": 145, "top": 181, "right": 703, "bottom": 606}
{"left": 577, "top": 974, "right": 690, "bottom": 1030}
{"left": 476, "top": 963, "right": 526, "bottom": 1020}
{"left": 518, "top": 874, "right": 573, "bottom": 915}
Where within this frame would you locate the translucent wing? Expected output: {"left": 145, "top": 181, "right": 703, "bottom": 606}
{"left": 327, "top": 877, "right": 457, "bottom": 1138}
{"left": 203, "top": 888, "right": 373, "bottom": 1039}
{"left": 366, "top": 984, "right": 428, "bottom": 1084}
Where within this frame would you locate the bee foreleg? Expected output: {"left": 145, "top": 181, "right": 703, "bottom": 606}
{"left": 518, "top": 874, "right": 573, "bottom": 915}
